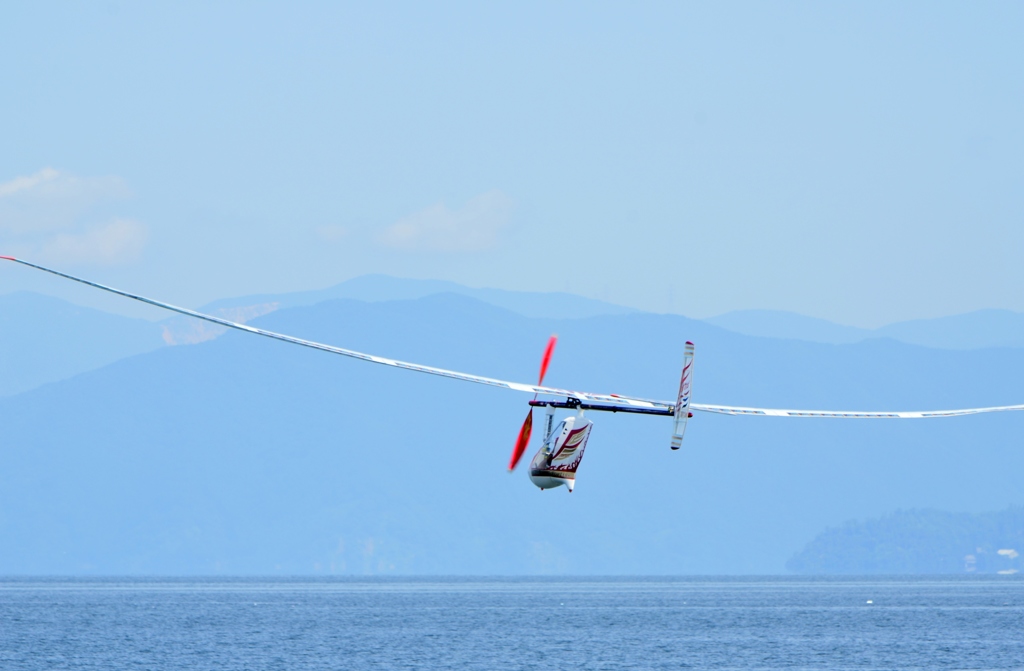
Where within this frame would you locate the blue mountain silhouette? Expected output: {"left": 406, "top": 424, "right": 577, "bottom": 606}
{"left": 1, "top": 292, "right": 1021, "bottom": 574}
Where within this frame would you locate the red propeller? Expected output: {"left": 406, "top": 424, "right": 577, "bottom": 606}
{"left": 508, "top": 335, "right": 557, "bottom": 472}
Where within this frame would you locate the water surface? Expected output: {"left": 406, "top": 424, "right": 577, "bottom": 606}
{"left": 1, "top": 577, "right": 1021, "bottom": 669}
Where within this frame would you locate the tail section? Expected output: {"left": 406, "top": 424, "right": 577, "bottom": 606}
{"left": 670, "top": 341, "right": 694, "bottom": 450}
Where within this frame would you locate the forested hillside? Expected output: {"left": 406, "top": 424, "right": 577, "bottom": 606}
{"left": 788, "top": 508, "right": 1024, "bottom": 574}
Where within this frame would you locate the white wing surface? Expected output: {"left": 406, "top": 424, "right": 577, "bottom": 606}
{"left": 688, "top": 403, "right": 1024, "bottom": 418}
{"left": 4, "top": 256, "right": 1023, "bottom": 420}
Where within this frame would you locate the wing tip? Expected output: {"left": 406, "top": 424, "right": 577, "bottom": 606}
{"left": 0, "top": 255, "right": 15, "bottom": 261}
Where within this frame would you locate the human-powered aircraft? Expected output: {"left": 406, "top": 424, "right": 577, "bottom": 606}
{"left": 4, "top": 256, "right": 1024, "bottom": 492}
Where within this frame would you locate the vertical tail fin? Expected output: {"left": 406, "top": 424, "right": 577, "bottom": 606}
{"left": 670, "top": 341, "right": 695, "bottom": 450}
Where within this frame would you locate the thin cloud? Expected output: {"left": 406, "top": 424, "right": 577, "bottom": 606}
{"left": 379, "top": 190, "right": 513, "bottom": 252}
{"left": 0, "top": 168, "right": 144, "bottom": 266}
{"left": 0, "top": 167, "right": 130, "bottom": 234}
{"left": 39, "top": 218, "right": 147, "bottom": 266}
{"left": 0, "top": 167, "right": 60, "bottom": 198}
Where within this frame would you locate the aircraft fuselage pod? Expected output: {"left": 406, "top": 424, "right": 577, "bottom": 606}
{"left": 528, "top": 411, "right": 593, "bottom": 492}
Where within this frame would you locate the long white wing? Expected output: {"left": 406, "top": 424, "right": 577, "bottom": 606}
{"left": 689, "top": 403, "right": 1024, "bottom": 418}
{"left": 5, "top": 256, "right": 1023, "bottom": 420}
{"left": 0, "top": 256, "right": 670, "bottom": 411}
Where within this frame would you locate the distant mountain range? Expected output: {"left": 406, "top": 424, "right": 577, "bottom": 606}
{"left": 1, "top": 289, "right": 1023, "bottom": 574}
{"left": 788, "top": 507, "right": 1024, "bottom": 574}
{"left": 1, "top": 276, "right": 638, "bottom": 396}
{"left": 160, "top": 274, "right": 638, "bottom": 345}
{"left": 167, "top": 279, "right": 1024, "bottom": 351}
{"left": 5, "top": 275, "right": 1024, "bottom": 399}
{"left": 707, "top": 308, "right": 1024, "bottom": 350}
{"left": 0, "top": 292, "right": 165, "bottom": 397}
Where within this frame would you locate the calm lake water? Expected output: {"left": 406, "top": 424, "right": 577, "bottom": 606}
{"left": 1, "top": 577, "right": 1021, "bottom": 670}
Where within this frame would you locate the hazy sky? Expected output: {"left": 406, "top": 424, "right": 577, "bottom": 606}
{"left": 1, "top": 1, "right": 1021, "bottom": 327}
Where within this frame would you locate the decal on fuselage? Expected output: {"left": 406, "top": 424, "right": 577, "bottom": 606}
{"left": 529, "top": 416, "right": 592, "bottom": 486}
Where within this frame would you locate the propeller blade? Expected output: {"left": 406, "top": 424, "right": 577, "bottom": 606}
{"left": 508, "top": 409, "right": 534, "bottom": 472}
{"left": 538, "top": 335, "right": 557, "bottom": 386}
{"left": 509, "top": 335, "right": 555, "bottom": 472}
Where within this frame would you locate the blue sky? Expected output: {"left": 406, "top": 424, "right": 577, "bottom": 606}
{"left": 1, "top": 1, "right": 1021, "bottom": 327}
